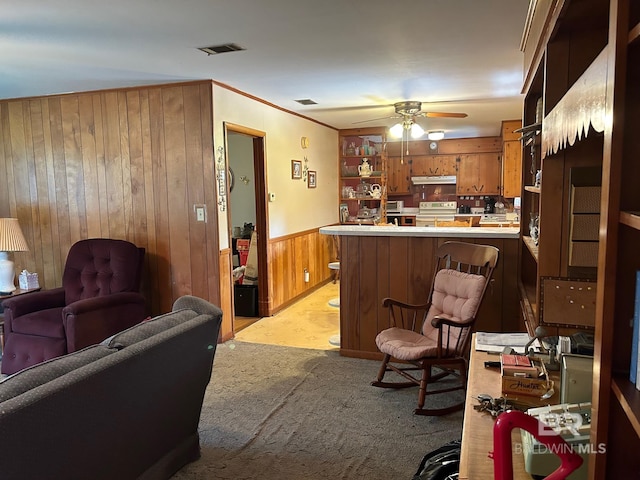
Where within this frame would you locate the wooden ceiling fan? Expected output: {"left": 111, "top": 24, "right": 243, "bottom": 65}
{"left": 353, "top": 101, "right": 468, "bottom": 124}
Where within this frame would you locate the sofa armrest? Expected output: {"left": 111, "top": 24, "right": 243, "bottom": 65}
{"left": 63, "top": 292, "right": 148, "bottom": 352}
{"left": 2, "top": 288, "right": 66, "bottom": 332}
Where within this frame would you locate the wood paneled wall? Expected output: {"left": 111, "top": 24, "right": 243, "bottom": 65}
{"left": 0, "top": 81, "right": 220, "bottom": 317}
{"left": 267, "top": 228, "right": 334, "bottom": 314}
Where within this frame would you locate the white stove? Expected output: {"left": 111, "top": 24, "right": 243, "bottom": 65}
{"left": 416, "top": 201, "right": 457, "bottom": 227}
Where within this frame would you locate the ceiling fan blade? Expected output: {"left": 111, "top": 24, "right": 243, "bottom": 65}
{"left": 423, "top": 112, "right": 468, "bottom": 118}
{"left": 352, "top": 115, "right": 399, "bottom": 125}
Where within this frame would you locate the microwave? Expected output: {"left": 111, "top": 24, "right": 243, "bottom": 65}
{"left": 387, "top": 200, "right": 404, "bottom": 213}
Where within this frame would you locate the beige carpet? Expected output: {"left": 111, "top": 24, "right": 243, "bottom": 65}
{"left": 172, "top": 341, "right": 464, "bottom": 479}
{"left": 235, "top": 282, "right": 340, "bottom": 350}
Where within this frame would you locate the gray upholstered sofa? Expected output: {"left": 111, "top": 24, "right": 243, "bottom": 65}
{"left": 0, "top": 295, "right": 223, "bottom": 480}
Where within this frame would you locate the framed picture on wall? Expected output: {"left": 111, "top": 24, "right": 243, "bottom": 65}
{"left": 308, "top": 170, "right": 317, "bottom": 188}
{"left": 291, "top": 160, "right": 302, "bottom": 179}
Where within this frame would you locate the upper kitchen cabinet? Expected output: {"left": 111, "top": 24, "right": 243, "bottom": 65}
{"left": 455, "top": 153, "right": 501, "bottom": 196}
{"left": 338, "top": 128, "right": 387, "bottom": 224}
{"left": 501, "top": 119, "right": 523, "bottom": 198}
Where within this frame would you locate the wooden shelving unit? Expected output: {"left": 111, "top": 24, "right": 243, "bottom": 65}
{"left": 338, "top": 128, "right": 387, "bottom": 224}
{"left": 518, "top": 0, "right": 640, "bottom": 477}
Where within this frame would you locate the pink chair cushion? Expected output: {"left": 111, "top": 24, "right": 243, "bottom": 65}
{"left": 376, "top": 269, "right": 486, "bottom": 361}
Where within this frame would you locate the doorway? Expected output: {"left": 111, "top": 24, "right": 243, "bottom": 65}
{"left": 224, "top": 123, "right": 269, "bottom": 333}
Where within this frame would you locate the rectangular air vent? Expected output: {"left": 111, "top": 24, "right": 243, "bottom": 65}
{"left": 295, "top": 99, "right": 318, "bottom": 105}
{"left": 198, "top": 43, "right": 245, "bottom": 55}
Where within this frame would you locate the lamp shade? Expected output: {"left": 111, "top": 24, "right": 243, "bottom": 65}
{"left": 0, "top": 218, "right": 29, "bottom": 293}
{"left": 389, "top": 122, "right": 404, "bottom": 138}
{"left": 410, "top": 123, "right": 425, "bottom": 139}
{"left": 0, "top": 218, "right": 29, "bottom": 252}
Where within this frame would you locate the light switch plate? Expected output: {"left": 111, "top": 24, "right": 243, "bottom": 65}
{"left": 194, "top": 204, "right": 207, "bottom": 222}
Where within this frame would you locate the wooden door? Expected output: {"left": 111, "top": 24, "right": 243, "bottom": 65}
{"left": 456, "top": 154, "right": 480, "bottom": 195}
{"left": 477, "top": 153, "right": 501, "bottom": 195}
{"left": 502, "top": 140, "right": 522, "bottom": 198}
{"left": 387, "top": 156, "right": 412, "bottom": 195}
{"left": 437, "top": 155, "right": 457, "bottom": 175}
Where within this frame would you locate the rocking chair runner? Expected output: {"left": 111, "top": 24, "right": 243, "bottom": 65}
{"left": 372, "top": 241, "right": 499, "bottom": 416}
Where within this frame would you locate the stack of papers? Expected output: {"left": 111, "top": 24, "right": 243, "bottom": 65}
{"left": 475, "top": 332, "right": 532, "bottom": 354}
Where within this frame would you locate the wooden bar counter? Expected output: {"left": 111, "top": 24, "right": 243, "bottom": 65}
{"left": 319, "top": 225, "right": 521, "bottom": 360}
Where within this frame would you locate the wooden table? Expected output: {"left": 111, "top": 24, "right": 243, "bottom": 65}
{"left": 459, "top": 336, "right": 560, "bottom": 479}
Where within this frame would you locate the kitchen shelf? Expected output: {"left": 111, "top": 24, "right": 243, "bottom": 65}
{"left": 524, "top": 185, "right": 541, "bottom": 194}
{"left": 339, "top": 128, "right": 387, "bottom": 225}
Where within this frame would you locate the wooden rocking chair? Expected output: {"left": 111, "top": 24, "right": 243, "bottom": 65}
{"left": 372, "top": 241, "right": 499, "bottom": 415}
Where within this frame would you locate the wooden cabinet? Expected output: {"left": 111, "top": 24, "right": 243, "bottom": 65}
{"left": 455, "top": 153, "right": 501, "bottom": 195}
{"left": 501, "top": 120, "right": 523, "bottom": 198}
{"left": 338, "top": 128, "right": 387, "bottom": 224}
{"left": 591, "top": 1, "right": 640, "bottom": 477}
{"left": 412, "top": 155, "right": 457, "bottom": 176}
{"left": 517, "top": 0, "right": 640, "bottom": 477}
{"left": 386, "top": 156, "right": 411, "bottom": 195}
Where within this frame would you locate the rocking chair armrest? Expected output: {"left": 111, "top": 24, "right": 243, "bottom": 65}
{"left": 431, "top": 315, "right": 475, "bottom": 329}
{"left": 382, "top": 297, "right": 431, "bottom": 310}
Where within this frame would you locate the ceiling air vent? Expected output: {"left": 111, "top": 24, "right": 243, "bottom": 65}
{"left": 198, "top": 43, "right": 245, "bottom": 55}
{"left": 295, "top": 99, "right": 318, "bottom": 105}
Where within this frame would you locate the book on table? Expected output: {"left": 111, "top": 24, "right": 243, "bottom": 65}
{"left": 500, "top": 354, "right": 540, "bottom": 377}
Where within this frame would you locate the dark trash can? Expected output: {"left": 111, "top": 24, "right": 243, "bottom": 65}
{"left": 234, "top": 285, "right": 258, "bottom": 317}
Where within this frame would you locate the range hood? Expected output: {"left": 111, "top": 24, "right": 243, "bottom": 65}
{"left": 411, "top": 175, "right": 457, "bottom": 185}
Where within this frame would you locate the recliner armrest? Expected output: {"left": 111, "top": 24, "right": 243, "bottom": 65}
{"left": 62, "top": 292, "right": 148, "bottom": 352}
{"left": 2, "top": 287, "right": 66, "bottom": 319}
{"left": 62, "top": 292, "right": 145, "bottom": 317}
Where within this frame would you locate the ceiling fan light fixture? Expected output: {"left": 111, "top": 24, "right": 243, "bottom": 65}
{"left": 389, "top": 122, "right": 404, "bottom": 138}
{"left": 427, "top": 130, "right": 445, "bottom": 141}
{"left": 410, "top": 123, "right": 425, "bottom": 139}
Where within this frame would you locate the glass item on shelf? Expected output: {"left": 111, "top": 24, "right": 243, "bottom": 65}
{"left": 529, "top": 215, "right": 539, "bottom": 245}
{"left": 356, "top": 183, "right": 370, "bottom": 198}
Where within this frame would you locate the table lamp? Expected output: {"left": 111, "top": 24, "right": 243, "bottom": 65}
{"left": 0, "top": 218, "right": 30, "bottom": 294}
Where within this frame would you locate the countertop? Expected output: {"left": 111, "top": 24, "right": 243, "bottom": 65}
{"left": 320, "top": 225, "right": 520, "bottom": 238}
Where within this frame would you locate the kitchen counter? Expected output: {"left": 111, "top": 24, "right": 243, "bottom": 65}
{"left": 320, "top": 224, "right": 520, "bottom": 238}
{"left": 320, "top": 224, "right": 520, "bottom": 360}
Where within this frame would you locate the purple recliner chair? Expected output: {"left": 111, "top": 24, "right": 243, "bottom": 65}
{"left": 1, "top": 238, "right": 147, "bottom": 375}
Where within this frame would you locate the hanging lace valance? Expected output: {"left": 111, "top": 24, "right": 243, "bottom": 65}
{"left": 542, "top": 46, "right": 608, "bottom": 157}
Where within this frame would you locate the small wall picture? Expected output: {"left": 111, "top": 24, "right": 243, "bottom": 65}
{"left": 308, "top": 170, "right": 317, "bottom": 188}
{"left": 291, "top": 160, "right": 302, "bottom": 179}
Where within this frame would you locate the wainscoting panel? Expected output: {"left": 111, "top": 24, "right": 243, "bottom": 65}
{"left": 266, "top": 229, "right": 333, "bottom": 315}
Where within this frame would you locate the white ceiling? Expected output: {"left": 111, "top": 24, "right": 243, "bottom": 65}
{"left": 1, "top": 0, "right": 530, "bottom": 138}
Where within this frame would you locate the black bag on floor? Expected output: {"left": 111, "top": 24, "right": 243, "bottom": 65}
{"left": 412, "top": 439, "right": 461, "bottom": 480}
